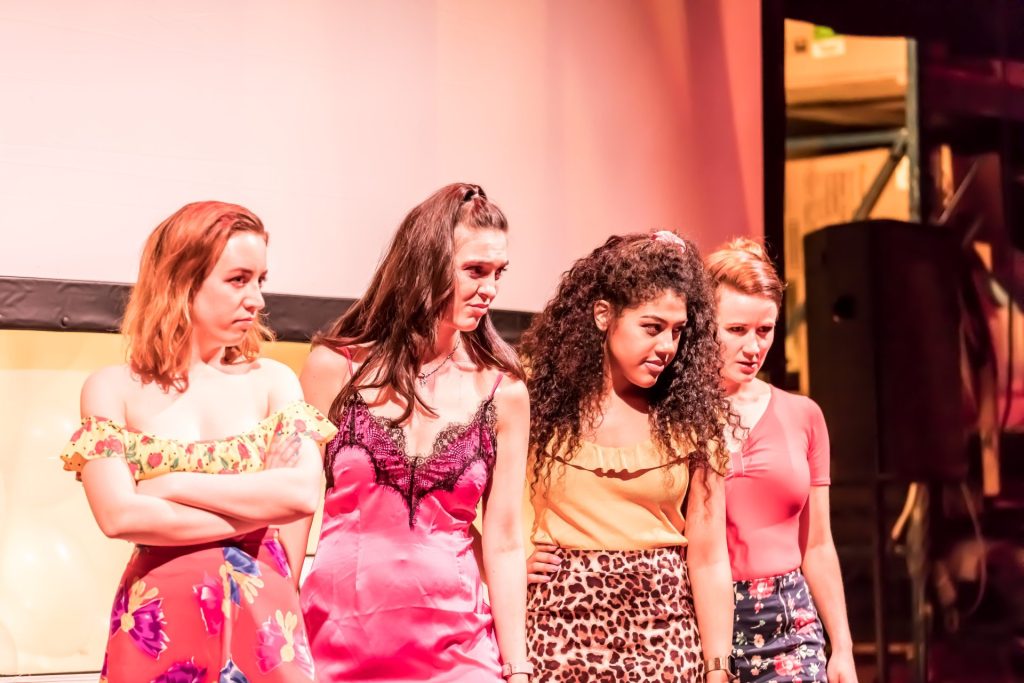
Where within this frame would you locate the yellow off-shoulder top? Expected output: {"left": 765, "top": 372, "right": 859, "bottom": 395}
{"left": 60, "top": 401, "right": 337, "bottom": 482}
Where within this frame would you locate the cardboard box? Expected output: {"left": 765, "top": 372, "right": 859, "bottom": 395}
{"left": 784, "top": 147, "right": 910, "bottom": 393}
{"left": 785, "top": 20, "right": 907, "bottom": 105}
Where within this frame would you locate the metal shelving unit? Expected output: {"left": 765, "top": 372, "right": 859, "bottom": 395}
{"left": 782, "top": 31, "right": 923, "bottom": 683}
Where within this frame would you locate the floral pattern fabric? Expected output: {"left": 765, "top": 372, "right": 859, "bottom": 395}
{"left": 60, "top": 402, "right": 336, "bottom": 683}
{"left": 732, "top": 568, "right": 828, "bottom": 683}
{"left": 61, "top": 401, "right": 333, "bottom": 481}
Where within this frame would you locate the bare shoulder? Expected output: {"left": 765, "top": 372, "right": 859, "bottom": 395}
{"left": 251, "top": 357, "right": 303, "bottom": 410}
{"left": 254, "top": 356, "right": 299, "bottom": 381}
{"left": 302, "top": 344, "right": 354, "bottom": 383}
{"left": 493, "top": 375, "right": 529, "bottom": 417}
{"left": 80, "top": 364, "right": 134, "bottom": 420}
{"left": 299, "top": 345, "right": 355, "bottom": 415}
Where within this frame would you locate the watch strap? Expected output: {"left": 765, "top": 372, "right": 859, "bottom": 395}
{"left": 501, "top": 661, "right": 535, "bottom": 678}
{"left": 704, "top": 656, "right": 738, "bottom": 681}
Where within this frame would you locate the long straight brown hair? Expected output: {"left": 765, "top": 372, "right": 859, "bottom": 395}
{"left": 314, "top": 183, "right": 524, "bottom": 425}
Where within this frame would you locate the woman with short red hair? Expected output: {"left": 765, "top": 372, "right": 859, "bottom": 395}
{"left": 706, "top": 238, "right": 857, "bottom": 683}
{"left": 60, "top": 201, "right": 334, "bottom": 682}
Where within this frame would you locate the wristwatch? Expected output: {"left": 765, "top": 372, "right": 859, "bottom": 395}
{"left": 501, "top": 661, "right": 535, "bottom": 678}
{"left": 704, "top": 656, "right": 738, "bottom": 682}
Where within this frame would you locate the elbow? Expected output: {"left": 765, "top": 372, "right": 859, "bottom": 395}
{"left": 267, "top": 495, "right": 318, "bottom": 524}
{"left": 483, "top": 526, "right": 525, "bottom": 558}
{"left": 268, "top": 471, "right": 319, "bottom": 518}
{"left": 96, "top": 510, "right": 137, "bottom": 541}
{"left": 285, "top": 471, "right": 321, "bottom": 517}
{"left": 491, "top": 538, "right": 525, "bottom": 558}
{"left": 97, "top": 519, "right": 124, "bottom": 540}
{"left": 686, "top": 536, "right": 729, "bottom": 571}
{"left": 292, "top": 494, "right": 319, "bottom": 517}
{"left": 804, "top": 536, "right": 837, "bottom": 559}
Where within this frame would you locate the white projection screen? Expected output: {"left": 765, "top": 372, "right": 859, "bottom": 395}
{"left": 0, "top": 0, "right": 762, "bottom": 675}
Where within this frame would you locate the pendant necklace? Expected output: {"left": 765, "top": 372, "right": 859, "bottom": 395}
{"left": 417, "top": 337, "right": 461, "bottom": 387}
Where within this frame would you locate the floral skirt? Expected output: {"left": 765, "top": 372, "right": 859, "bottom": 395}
{"left": 527, "top": 547, "right": 704, "bottom": 682}
{"left": 732, "top": 568, "right": 827, "bottom": 683}
{"left": 101, "top": 528, "right": 315, "bottom": 683}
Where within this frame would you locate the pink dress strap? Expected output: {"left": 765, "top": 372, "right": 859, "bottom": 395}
{"left": 337, "top": 346, "right": 355, "bottom": 375}
{"left": 489, "top": 373, "right": 504, "bottom": 399}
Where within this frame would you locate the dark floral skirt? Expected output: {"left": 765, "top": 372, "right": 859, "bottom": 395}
{"left": 732, "top": 568, "right": 827, "bottom": 682}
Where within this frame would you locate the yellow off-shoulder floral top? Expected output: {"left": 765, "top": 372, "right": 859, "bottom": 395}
{"left": 61, "top": 401, "right": 338, "bottom": 482}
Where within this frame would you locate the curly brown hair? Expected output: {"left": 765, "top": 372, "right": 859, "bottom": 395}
{"left": 519, "top": 232, "right": 728, "bottom": 490}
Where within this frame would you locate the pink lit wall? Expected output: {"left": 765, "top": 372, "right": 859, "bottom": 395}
{"left": 0, "top": 1, "right": 762, "bottom": 311}
{"left": 0, "top": 1, "right": 762, "bottom": 674}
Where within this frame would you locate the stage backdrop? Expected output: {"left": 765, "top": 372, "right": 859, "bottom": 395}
{"left": 0, "top": 0, "right": 763, "bottom": 674}
{"left": 0, "top": 0, "right": 762, "bottom": 309}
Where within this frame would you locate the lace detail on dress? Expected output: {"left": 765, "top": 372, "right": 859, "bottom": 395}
{"left": 326, "top": 393, "right": 499, "bottom": 528}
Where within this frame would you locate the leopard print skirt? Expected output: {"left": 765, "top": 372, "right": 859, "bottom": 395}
{"left": 527, "top": 546, "right": 704, "bottom": 682}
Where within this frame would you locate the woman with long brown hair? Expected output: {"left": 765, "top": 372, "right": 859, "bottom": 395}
{"left": 294, "top": 183, "right": 532, "bottom": 681}
{"left": 59, "top": 201, "right": 335, "bottom": 681}
{"left": 521, "top": 232, "right": 735, "bottom": 682}
{"left": 706, "top": 238, "right": 856, "bottom": 683}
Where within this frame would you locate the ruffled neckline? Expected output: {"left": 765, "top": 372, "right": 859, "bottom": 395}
{"left": 556, "top": 439, "right": 686, "bottom": 474}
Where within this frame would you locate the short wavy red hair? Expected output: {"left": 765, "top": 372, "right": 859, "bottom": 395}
{"left": 121, "top": 201, "right": 272, "bottom": 391}
{"left": 705, "top": 237, "right": 785, "bottom": 306}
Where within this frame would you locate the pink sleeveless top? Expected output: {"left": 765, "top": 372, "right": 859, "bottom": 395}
{"left": 301, "top": 353, "right": 506, "bottom": 681}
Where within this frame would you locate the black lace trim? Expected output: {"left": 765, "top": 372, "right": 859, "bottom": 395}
{"left": 325, "top": 393, "right": 498, "bottom": 528}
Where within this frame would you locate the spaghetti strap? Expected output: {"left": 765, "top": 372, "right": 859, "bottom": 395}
{"left": 489, "top": 373, "right": 505, "bottom": 399}
{"left": 337, "top": 346, "right": 355, "bottom": 376}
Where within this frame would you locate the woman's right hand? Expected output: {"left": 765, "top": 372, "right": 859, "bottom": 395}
{"left": 264, "top": 432, "right": 302, "bottom": 470}
{"left": 527, "top": 543, "right": 562, "bottom": 584}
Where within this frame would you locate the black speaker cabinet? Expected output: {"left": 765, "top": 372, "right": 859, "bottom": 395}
{"left": 804, "top": 220, "right": 967, "bottom": 483}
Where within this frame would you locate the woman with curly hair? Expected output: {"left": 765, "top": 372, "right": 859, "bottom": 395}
{"left": 706, "top": 239, "right": 856, "bottom": 683}
{"left": 521, "top": 232, "right": 735, "bottom": 682}
{"left": 294, "top": 183, "right": 531, "bottom": 682}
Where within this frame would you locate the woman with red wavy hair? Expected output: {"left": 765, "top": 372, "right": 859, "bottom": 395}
{"left": 706, "top": 239, "right": 856, "bottom": 683}
{"left": 60, "top": 201, "right": 335, "bottom": 682}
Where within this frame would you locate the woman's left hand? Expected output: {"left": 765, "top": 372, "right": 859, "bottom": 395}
{"left": 827, "top": 649, "right": 859, "bottom": 683}
{"left": 527, "top": 543, "right": 561, "bottom": 584}
{"left": 264, "top": 432, "right": 302, "bottom": 469}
